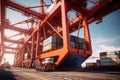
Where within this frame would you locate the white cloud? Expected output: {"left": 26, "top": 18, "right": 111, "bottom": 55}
{"left": 98, "top": 45, "right": 120, "bottom": 52}
{"left": 92, "top": 36, "right": 120, "bottom": 44}
{"left": 92, "top": 44, "right": 120, "bottom": 58}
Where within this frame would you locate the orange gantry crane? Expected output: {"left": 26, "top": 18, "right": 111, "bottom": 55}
{"left": 0, "top": 0, "right": 120, "bottom": 71}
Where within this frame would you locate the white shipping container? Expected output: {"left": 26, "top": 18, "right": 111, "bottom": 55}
{"left": 24, "top": 53, "right": 30, "bottom": 59}
{"left": 100, "top": 56, "right": 110, "bottom": 59}
{"left": 100, "top": 54, "right": 116, "bottom": 59}
{"left": 109, "top": 54, "right": 116, "bottom": 59}
{"left": 107, "top": 52, "right": 115, "bottom": 55}
{"left": 100, "top": 58, "right": 117, "bottom": 63}
{"left": 43, "top": 36, "right": 56, "bottom": 46}
{"left": 100, "top": 62, "right": 117, "bottom": 66}
{"left": 42, "top": 43, "right": 56, "bottom": 52}
{"left": 101, "top": 53, "right": 119, "bottom": 59}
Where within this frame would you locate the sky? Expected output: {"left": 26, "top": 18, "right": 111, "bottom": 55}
{"left": 2, "top": 0, "right": 120, "bottom": 65}
{"left": 82, "top": 9, "right": 120, "bottom": 66}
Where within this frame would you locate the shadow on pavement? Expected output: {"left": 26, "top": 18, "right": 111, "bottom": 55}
{"left": 0, "top": 67, "right": 16, "bottom": 80}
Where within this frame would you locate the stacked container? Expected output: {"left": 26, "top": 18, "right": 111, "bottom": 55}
{"left": 42, "top": 35, "right": 86, "bottom": 52}
{"left": 24, "top": 52, "right": 30, "bottom": 59}
{"left": 96, "top": 60, "right": 100, "bottom": 66}
{"left": 99, "top": 51, "right": 120, "bottom": 66}
{"left": 70, "top": 35, "right": 86, "bottom": 50}
{"left": 42, "top": 36, "right": 63, "bottom": 52}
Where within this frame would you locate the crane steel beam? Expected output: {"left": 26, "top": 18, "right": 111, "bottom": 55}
{"left": 4, "top": 37, "right": 23, "bottom": 44}
{"left": 0, "top": 0, "right": 6, "bottom": 63}
{"left": 12, "top": 18, "right": 34, "bottom": 25}
{"left": 7, "top": 33, "right": 23, "bottom": 39}
{"left": 6, "top": 25, "right": 29, "bottom": 33}
{"left": 4, "top": 46, "right": 18, "bottom": 50}
{"left": 5, "top": 0, "right": 44, "bottom": 18}
{"left": 87, "top": 0, "right": 120, "bottom": 20}
{"left": 69, "top": 0, "right": 120, "bottom": 31}
{"left": 4, "top": 51, "right": 15, "bottom": 54}
{"left": 15, "top": 1, "right": 61, "bottom": 55}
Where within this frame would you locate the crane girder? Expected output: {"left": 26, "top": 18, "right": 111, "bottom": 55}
{"left": 5, "top": 25, "right": 29, "bottom": 33}
{"left": 4, "top": 46, "right": 19, "bottom": 50}
{"left": 5, "top": 0, "right": 44, "bottom": 18}
{"left": 4, "top": 37, "right": 23, "bottom": 44}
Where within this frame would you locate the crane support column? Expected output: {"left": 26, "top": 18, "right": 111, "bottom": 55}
{"left": 61, "top": 0, "right": 69, "bottom": 50}
{"left": 29, "top": 34, "right": 35, "bottom": 68}
{"left": 0, "top": 0, "right": 6, "bottom": 63}
{"left": 83, "top": 17, "right": 92, "bottom": 55}
{"left": 55, "top": 0, "right": 70, "bottom": 65}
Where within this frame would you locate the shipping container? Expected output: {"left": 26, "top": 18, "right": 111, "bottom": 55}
{"left": 43, "top": 36, "right": 56, "bottom": 46}
{"left": 100, "top": 56, "right": 110, "bottom": 59}
{"left": 100, "top": 52, "right": 120, "bottom": 59}
{"left": 100, "top": 58, "right": 117, "bottom": 63}
{"left": 56, "top": 36, "right": 63, "bottom": 44}
{"left": 70, "top": 41, "right": 75, "bottom": 48}
{"left": 78, "top": 38, "right": 83, "bottom": 43}
{"left": 100, "top": 52, "right": 107, "bottom": 56}
{"left": 79, "top": 43, "right": 83, "bottom": 49}
{"left": 70, "top": 35, "right": 85, "bottom": 44}
{"left": 74, "top": 37, "right": 79, "bottom": 42}
{"left": 96, "top": 60, "right": 100, "bottom": 63}
{"left": 42, "top": 35, "right": 86, "bottom": 52}
{"left": 109, "top": 54, "right": 116, "bottom": 59}
{"left": 75, "top": 42, "right": 79, "bottom": 49}
{"left": 42, "top": 43, "right": 56, "bottom": 52}
{"left": 70, "top": 35, "right": 75, "bottom": 42}
{"left": 107, "top": 52, "right": 116, "bottom": 55}
{"left": 24, "top": 52, "right": 30, "bottom": 59}
{"left": 97, "top": 63, "right": 100, "bottom": 66}
{"left": 100, "top": 62, "right": 117, "bottom": 66}
{"left": 86, "top": 63, "right": 97, "bottom": 67}
{"left": 83, "top": 44, "right": 86, "bottom": 50}
{"left": 70, "top": 41, "right": 86, "bottom": 50}
{"left": 56, "top": 44, "right": 62, "bottom": 49}
{"left": 82, "top": 39, "right": 86, "bottom": 44}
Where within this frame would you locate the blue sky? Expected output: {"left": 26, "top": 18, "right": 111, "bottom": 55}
{"left": 90, "top": 9, "right": 120, "bottom": 55}
{"left": 2, "top": 0, "right": 120, "bottom": 65}
{"left": 70, "top": 9, "right": 120, "bottom": 66}
{"left": 81, "top": 9, "right": 120, "bottom": 65}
